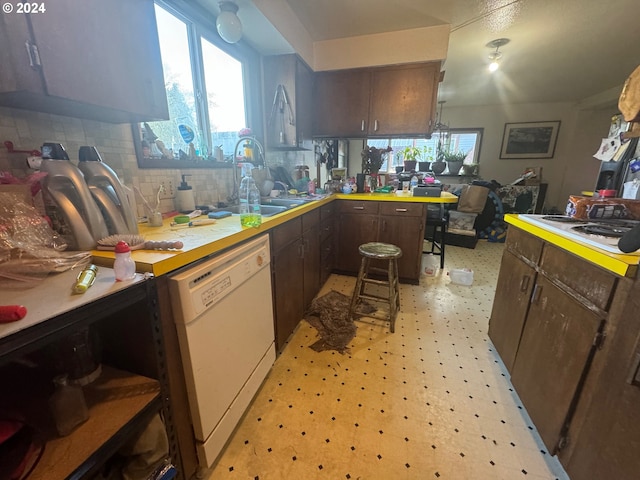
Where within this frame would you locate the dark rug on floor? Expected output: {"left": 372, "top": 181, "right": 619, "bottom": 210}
{"left": 304, "top": 290, "right": 374, "bottom": 353}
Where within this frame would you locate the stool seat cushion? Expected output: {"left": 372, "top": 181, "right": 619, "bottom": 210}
{"left": 358, "top": 242, "right": 403, "bottom": 259}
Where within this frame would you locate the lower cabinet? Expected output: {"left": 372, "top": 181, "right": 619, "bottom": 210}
{"left": 271, "top": 210, "right": 322, "bottom": 351}
{"left": 335, "top": 200, "right": 425, "bottom": 283}
{"left": 319, "top": 202, "right": 336, "bottom": 285}
{"left": 488, "top": 250, "right": 537, "bottom": 373}
{"left": 510, "top": 274, "right": 603, "bottom": 453}
{"left": 489, "top": 224, "right": 629, "bottom": 463}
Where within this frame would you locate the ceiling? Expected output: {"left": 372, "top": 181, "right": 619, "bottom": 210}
{"left": 204, "top": 0, "right": 640, "bottom": 109}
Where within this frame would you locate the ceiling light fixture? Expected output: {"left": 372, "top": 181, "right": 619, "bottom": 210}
{"left": 216, "top": 1, "right": 242, "bottom": 44}
{"left": 486, "top": 38, "right": 510, "bottom": 72}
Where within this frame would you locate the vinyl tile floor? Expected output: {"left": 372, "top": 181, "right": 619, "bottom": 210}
{"left": 204, "top": 240, "right": 570, "bottom": 480}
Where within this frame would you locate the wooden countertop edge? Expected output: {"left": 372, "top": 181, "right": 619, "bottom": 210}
{"left": 92, "top": 193, "right": 458, "bottom": 276}
{"left": 505, "top": 214, "right": 639, "bottom": 277}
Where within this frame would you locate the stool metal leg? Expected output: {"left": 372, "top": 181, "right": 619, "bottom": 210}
{"left": 387, "top": 258, "right": 397, "bottom": 333}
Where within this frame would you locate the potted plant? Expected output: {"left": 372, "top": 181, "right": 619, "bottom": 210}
{"left": 461, "top": 163, "right": 479, "bottom": 176}
{"left": 442, "top": 151, "right": 468, "bottom": 175}
{"left": 400, "top": 146, "right": 421, "bottom": 172}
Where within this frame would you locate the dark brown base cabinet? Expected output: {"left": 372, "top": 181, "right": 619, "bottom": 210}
{"left": 489, "top": 224, "right": 640, "bottom": 479}
{"left": 271, "top": 209, "right": 323, "bottom": 351}
{"left": 336, "top": 200, "right": 426, "bottom": 284}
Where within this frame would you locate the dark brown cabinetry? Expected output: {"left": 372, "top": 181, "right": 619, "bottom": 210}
{"left": 271, "top": 210, "right": 322, "bottom": 351}
{"left": 0, "top": 0, "right": 168, "bottom": 123}
{"left": 489, "top": 224, "right": 625, "bottom": 457}
{"left": 559, "top": 281, "right": 640, "bottom": 480}
{"left": 488, "top": 227, "right": 542, "bottom": 372}
{"left": 0, "top": 271, "right": 177, "bottom": 479}
{"left": 335, "top": 200, "right": 426, "bottom": 283}
{"left": 319, "top": 202, "right": 336, "bottom": 285}
{"left": 312, "top": 62, "right": 441, "bottom": 138}
{"left": 262, "top": 54, "right": 313, "bottom": 150}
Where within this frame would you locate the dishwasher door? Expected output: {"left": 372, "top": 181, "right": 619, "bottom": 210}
{"left": 168, "top": 234, "right": 276, "bottom": 467}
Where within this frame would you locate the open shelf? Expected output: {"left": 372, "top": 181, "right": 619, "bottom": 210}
{"left": 1, "top": 364, "right": 161, "bottom": 480}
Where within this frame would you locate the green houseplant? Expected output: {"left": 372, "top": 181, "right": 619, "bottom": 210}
{"left": 442, "top": 151, "right": 468, "bottom": 175}
{"left": 400, "top": 146, "right": 421, "bottom": 172}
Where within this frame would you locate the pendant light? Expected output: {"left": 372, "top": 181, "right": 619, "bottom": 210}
{"left": 486, "top": 38, "right": 510, "bottom": 72}
{"left": 216, "top": 1, "right": 242, "bottom": 44}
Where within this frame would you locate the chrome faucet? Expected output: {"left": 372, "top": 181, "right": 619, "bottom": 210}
{"left": 229, "top": 136, "right": 266, "bottom": 204}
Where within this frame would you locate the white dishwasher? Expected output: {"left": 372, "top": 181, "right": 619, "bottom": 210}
{"left": 168, "top": 234, "right": 276, "bottom": 468}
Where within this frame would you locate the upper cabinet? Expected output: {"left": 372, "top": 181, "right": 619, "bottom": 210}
{"left": 262, "top": 54, "right": 313, "bottom": 150}
{"left": 0, "top": 0, "right": 169, "bottom": 123}
{"left": 312, "top": 62, "right": 441, "bottom": 138}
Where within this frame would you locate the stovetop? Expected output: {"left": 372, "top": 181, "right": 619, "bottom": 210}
{"left": 518, "top": 214, "right": 640, "bottom": 255}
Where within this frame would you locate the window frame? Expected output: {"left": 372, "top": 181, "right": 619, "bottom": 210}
{"left": 134, "top": 0, "right": 262, "bottom": 169}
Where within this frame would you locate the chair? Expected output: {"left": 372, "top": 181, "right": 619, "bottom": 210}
{"left": 423, "top": 204, "right": 448, "bottom": 269}
{"left": 349, "top": 242, "right": 402, "bottom": 333}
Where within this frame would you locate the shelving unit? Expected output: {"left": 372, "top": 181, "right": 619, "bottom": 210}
{"left": 0, "top": 268, "right": 179, "bottom": 479}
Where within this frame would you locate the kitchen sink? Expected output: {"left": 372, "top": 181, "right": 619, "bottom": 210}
{"left": 259, "top": 198, "right": 308, "bottom": 208}
{"left": 212, "top": 204, "right": 289, "bottom": 217}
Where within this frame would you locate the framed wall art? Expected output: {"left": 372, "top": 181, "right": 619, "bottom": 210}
{"left": 500, "top": 121, "right": 561, "bottom": 159}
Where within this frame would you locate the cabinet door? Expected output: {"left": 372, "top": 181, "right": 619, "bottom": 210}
{"left": 511, "top": 275, "right": 602, "bottom": 454}
{"left": 0, "top": 16, "right": 44, "bottom": 96}
{"left": 488, "top": 250, "right": 537, "bottom": 373}
{"left": 24, "top": 0, "right": 168, "bottom": 122}
{"left": 263, "top": 54, "right": 312, "bottom": 149}
{"left": 369, "top": 63, "right": 440, "bottom": 136}
{"left": 336, "top": 213, "right": 379, "bottom": 274}
{"left": 303, "top": 222, "right": 320, "bottom": 309}
{"left": 378, "top": 213, "right": 425, "bottom": 282}
{"left": 313, "top": 69, "right": 370, "bottom": 137}
{"left": 272, "top": 240, "right": 304, "bottom": 352}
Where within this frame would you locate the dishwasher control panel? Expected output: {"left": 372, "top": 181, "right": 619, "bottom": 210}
{"left": 168, "top": 235, "right": 271, "bottom": 324}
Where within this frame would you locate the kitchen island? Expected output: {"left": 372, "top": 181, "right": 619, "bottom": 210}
{"left": 489, "top": 214, "right": 640, "bottom": 480}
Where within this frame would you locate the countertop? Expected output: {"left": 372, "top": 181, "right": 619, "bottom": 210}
{"left": 91, "top": 192, "right": 458, "bottom": 276}
{"left": 0, "top": 267, "right": 147, "bottom": 341}
{"left": 505, "top": 214, "right": 639, "bottom": 277}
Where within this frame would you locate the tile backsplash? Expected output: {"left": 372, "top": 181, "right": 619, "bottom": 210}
{"left": 0, "top": 106, "right": 317, "bottom": 217}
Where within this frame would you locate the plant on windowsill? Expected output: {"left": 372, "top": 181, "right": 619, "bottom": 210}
{"left": 442, "top": 151, "right": 468, "bottom": 175}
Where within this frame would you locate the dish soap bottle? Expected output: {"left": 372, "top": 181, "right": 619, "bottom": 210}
{"left": 114, "top": 241, "right": 136, "bottom": 281}
{"left": 239, "top": 170, "right": 262, "bottom": 228}
{"left": 177, "top": 174, "right": 196, "bottom": 213}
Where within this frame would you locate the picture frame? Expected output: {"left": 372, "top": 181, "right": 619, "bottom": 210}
{"left": 500, "top": 121, "right": 561, "bottom": 159}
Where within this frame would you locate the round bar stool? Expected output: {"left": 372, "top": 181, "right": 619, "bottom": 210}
{"left": 348, "top": 242, "right": 402, "bottom": 333}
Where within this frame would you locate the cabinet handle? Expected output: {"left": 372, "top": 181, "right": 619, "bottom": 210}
{"left": 298, "top": 242, "right": 304, "bottom": 259}
{"left": 374, "top": 120, "right": 379, "bottom": 131}
{"left": 531, "top": 284, "right": 542, "bottom": 304}
{"left": 395, "top": 208, "right": 408, "bottom": 213}
{"left": 520, "top": 275, "right": 530, "bottom": 292}
{"left": 25, "top": 41, "right": 41, "bottom": 68}
{"left": 352, "top": 206, "right": 364, "bottom": 210}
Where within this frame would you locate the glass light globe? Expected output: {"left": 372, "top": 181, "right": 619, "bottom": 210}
{"left": 489, "top": 61, "right": 500, "bottom": 72}
{"left": 217, "top": 10, "right": 242, "bottom": 44}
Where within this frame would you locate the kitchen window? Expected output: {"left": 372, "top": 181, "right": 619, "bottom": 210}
{"left": 135, "top": 1, "right": 261, "bottom": 168}
{"left": 367, "top": 128, "right": 484, "bottom": 173}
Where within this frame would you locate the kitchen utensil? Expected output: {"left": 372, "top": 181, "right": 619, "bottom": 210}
{"left": 170, "top": 219, "right": 217, "bottom": 228}
{"left": 97, "top": 234, "right": 183, "bottom": 251}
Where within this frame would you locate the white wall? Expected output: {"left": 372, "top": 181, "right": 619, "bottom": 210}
{"left": 442, "top": 102, "right": 615, "bottom": 210}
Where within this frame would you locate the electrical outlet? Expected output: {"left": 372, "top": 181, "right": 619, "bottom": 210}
{"left": 159, "top": 180, "right": 175, "bottom": 199}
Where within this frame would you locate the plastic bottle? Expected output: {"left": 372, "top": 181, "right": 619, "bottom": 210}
{"left": 177, "top": 174, "right": 196, "bottom": 213}
{"left": 410, "top": 175, "right": 419, "bottom": 192}
{"left": 77, "top": 146, "right": 139, "bottom": 235}
{"left": 239, "top": 171, "right": 262, "bottom": 228}
{"left": 113, "top": 241, "right": 136, "bottom": 281}
{"left": 49, "top": 374, "right": 89, "bottom": 436}
{"left": 40, "top": 142, "right": 108, "bottom": 250}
